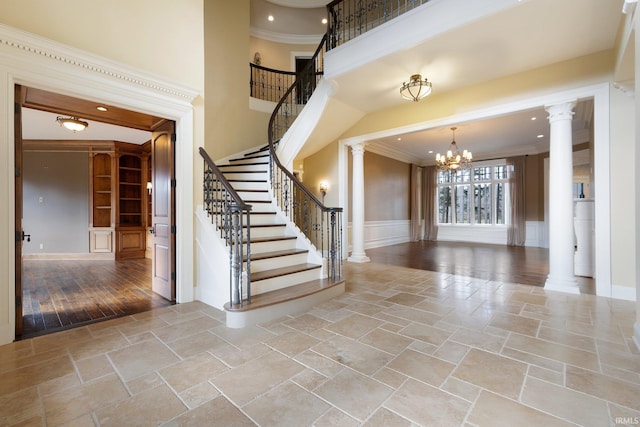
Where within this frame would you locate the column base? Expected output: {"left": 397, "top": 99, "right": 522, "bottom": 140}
{"left": 544, "top": 275, "right": 580, "bottom": 294}
{"left": 633, "top": 323, "right": 640, "bottom": 353}
{"left": 347, "top": 253, "right": 370, "bottom": 263}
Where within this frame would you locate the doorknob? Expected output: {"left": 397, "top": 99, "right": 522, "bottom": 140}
{"left": 149, "top": 227, "right": 155, "bottom": 234}
{"left": 22, "top": 231, "right": 31, "bottom": 242}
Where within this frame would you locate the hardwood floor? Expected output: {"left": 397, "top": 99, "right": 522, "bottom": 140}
{"left": 365, "top": 241, "right": 596, "bottom": 295}
{"left": 21, "top": 258, "right": 171, "bottom": 338}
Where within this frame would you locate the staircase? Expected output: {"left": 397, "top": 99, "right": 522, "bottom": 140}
{"left": 206, "top": 147, "right": 344, "bottom": 327}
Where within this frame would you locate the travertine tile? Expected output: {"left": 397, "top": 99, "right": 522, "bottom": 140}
{"left": 312, "top": 335, "right": 393, "bottom": 375}
{"left": 107, "top": 338, "right": 179, "bottom": 381}
{"left": 453, "top": 348, "right": 527, "bottom": 400}
{"left": 294, "top": 350, "right": 344, "bottom": 378}
{"left": 313, "top": 407, "right": 360, "bottom": 427}
{"left": 283, "top": 313, "right": 331, "bottom": 333}
{"left": 166, "top": 330, "right": 228, "bottom": 359}
{"left": 381, "top": 305, "right": 441, "bottom": 326}
{"left": 521, "top": 376, "right": 610, "bottom": 426}
{"left": 0, "top": 387, "right": 42, "bottom": 426}
{"left": 74, "top": 354, "right": 114, "bottom": 383}
{"left": 264, "top": 330, "right": 320, "bottom": 356}
{"left": 388, "top": 349, "right": 455, "bottom": 387}
{"left": 211, "top": 350, "right": 304, "bottom": 406}
{"left": 566, "top": 365, "right": 640, "bottom": 411}
{"left": 179, "top": 381, "right": 220, "bottom": 409}
{"left": 363, "top": 407, "right": 413, "bottom": 426}
{"left": 538, "top": 326, "right": 597, "bottom": 352}
{"left": 43, "top": 373, "right": 129, "bottom": 426}
{"left": 441, "top": 377, "right": 481, "bottom": 402}
{"left": 162, "top": 396, "right": 254, "bottom": 427}
{"left": 315, "top": 368, "right": 392, "bottom": 421}
{"left": 68, "top": 332, "right": 129, "bottom": 361}
{"left": 152, "top": 315, "right": 220, "bottom": 344}
{"left": 372, "top": 367, "right": 407, "bottom": 389}
{"left": 489, "top": 312, "right": 541, "bottom": 336}
{"left": 468, "top": 390, "right": 572, "bottom": 426}
{"left": 159, "top": 352, "right": 227, "bottom": 393}
{"left": 95, "top": 383, "right": 186, "bottom": 426}
{"left": 358, "top": 328, "right": 413, "bottom": 355}
{"left": 0, "top": 354, "right": 75, "bottom": 396}
{"left": 505, "top": 333, "right": 599, "bottom": 371}
{"left": 243, "top": 381, "right": 330, "bottom": 427}
{"left": 398, "top": 322, "right": 452, "bottom": 346}
{"left": 324, "top": 313, "right": 383, "bottom": 340}
{"left": 384, "top": 292, "right": 426, "bottom": 307}
{"left": 384, "top": 379, "right": 469, "bottom": 426}
{"left": 125, "top": 372, "right": 164, "bottom": 395}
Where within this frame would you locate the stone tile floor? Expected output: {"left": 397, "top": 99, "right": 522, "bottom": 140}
{"left": 1, "top": 262, "right": 639, "bottom": 426}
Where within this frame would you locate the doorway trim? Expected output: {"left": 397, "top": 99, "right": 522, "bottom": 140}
{"left": 0, "top": 24, "right": 199, "bottom": 345}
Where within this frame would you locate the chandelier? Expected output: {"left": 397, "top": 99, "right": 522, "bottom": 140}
{"left": 400, "top": 74, "right": 432, "bottom": 102}
{"left": 435, "top": 127, "right": 472, "bottom": 172}
{"left": 56, "top": 116, "right": 88, "bottom": 132}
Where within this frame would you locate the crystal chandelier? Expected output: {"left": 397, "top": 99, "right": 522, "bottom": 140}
{"left": 435, "top": 127, "right": 472, "bottom": 172}
{"left": 400, "top": 74, "right": 432, "bottom": 102}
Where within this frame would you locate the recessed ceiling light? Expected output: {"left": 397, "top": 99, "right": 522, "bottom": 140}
{"left": 397, "top": 137, "right": 401, "bottom": 141}
{"left": 96, "top": 106, "right": 108, "bottom": 112}
{"left": 268, "top": 15, "right": 274, "bottom": 22}
{"left": 531, "top": 117, "right": 536, "bottom": 120}
{"left": 537, "top": 134, "right": 544, "bottom": 138}
{"left": 322, "top": 18, "right": 327, "bottom": 24}
{"left": 428, "top": 150, "right": 433, "bottom": 154}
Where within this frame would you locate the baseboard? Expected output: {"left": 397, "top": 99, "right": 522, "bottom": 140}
{"left": 611, "top": 284, "right": 637, "bottom": 301}
{"left": 23, "top": 253, "right": 115, "bottom": 260}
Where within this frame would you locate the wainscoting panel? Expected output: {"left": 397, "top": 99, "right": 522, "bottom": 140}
{"left": 347, "top": 220, "right": 411, "bottom": 251}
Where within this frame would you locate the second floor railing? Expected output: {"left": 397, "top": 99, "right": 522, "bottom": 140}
{"left": 327, "top": 0, "right": 430, "bottom": 49}
{"left": 200, "top": 147, "right": 252, "bottom": 307}
{"left": 250, "top": 63, "right": 296, "bottom": 103}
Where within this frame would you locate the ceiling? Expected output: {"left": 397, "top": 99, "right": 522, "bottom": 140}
{"left": 21, "top": 0, "right": 626, "bottom": 163}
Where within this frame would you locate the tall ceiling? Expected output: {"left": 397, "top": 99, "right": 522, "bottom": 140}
{"left": 22, "top": 0, "right": 627, "bottom": 163}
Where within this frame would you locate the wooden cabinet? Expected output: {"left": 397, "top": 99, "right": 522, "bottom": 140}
{"left": 88, "top": 142, "right": 151, "bottom": 259}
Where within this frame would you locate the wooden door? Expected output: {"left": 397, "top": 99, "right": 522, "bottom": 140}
{"left": 151, "top": 120, "right": 176, "bottom": 301}
{"left": 14, "top": 85, "right": 24, "bottom": 336}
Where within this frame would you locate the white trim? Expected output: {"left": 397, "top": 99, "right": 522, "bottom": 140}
{"left": 347, "top": 220, "right": 411, "bottom": 251}
{"left": 338, "top": 83, "right": 612, "bottom": 297}
{"left": 634, "top": 323, "right": 640, "bottom": 352}
{"left": 524, "top": 221, "right": 547, "bottom": 248}
{"left": 0, "top": 24, "right": 199, "bottom": 345}
{"left": 437, "top": 225, "right": 508, "bottom": 245}
{"left": 611, "top": 284, "right": 637, "bottom": 301}
{"left": 250, "top": 27, "right": 324, "bottom": 45}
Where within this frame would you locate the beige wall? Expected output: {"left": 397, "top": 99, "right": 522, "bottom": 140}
{"left": 525, "top": 154, "right": 545, "bottom": 221}
{"left": 249, "top": 37, "right": 317, "bottom": 71}
{"left": 0, "top": 0, "right": 204, "bottom": 90}
{"left": 364, "top": 152, "right": 410, "bottom": 221}
{"left": 300, "top": 140, "right": 339, "bottom": 206}
{"left": 204, "top": 1, "right": 270, "bottom": 160}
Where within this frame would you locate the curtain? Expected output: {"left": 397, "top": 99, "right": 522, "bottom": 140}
{"left": 507, "top": 156, "right": 526, "bottom": 246}
{"left": 423, "top": 165, "right": 438, "bottom": 241}
{"left": 409, "top": 164, "right": 421, "bottom": 241}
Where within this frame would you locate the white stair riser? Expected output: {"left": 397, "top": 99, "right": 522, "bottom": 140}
{"left": 223, "top": 171, "right": 269, "bottom": 181}
{"left": 245, "top": 202, "right": 274, "bottom": 212}
{"left": 246, "top": 226, "right": 287, "bottom": 238}
{"left": 246, "top": 239, "right": 297, "bottom": 254}
{"left": 230, "top": 181, "right": 268, "bottom": 191}
{"left": 243, "top": 214, "right": 280, "bottom": 226}
{"left": 247, "top": 253, "right": 309, "bottom": 273}
{"left": 250, "top": 268, "right": 323, "bottom": 295}
{"left": 239, "top": 191, "right": 271, "bottom": 201}
{"left": 229, "top": 158, "right": 269, "bottom": 166}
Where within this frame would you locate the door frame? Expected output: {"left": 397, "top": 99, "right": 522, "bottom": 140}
{"left": 0, "top": 25, "right": 198, "bottom": 344}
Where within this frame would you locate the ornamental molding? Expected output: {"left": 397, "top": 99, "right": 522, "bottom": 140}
{"left": 0, "top": 24, "right": 199, "bottom": 103}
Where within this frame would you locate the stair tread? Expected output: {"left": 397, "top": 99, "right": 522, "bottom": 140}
{"left": 221, "top": 169, "right": 268, "bottom": 173}
{"left": 230, "top": 155, "right": 269, "bottom": 162}
{"left": 227, "top": 179, "right": 267, "bottom": 183}
{"left": 224, "top": 277, "right": 344, "bottom": 312}
{"left": 245, "top": 248, "right": 308, "bottom": 261}
{"left": 219, "top": 162, "right": 268, "bottom": 167}
{"left": 250, "top": 263, "right": 322, "bottom": 282}
{"left": 244, "top": 223, "right": 285, "bottom": 229}
{"left": 247, "top": 236, "right": 296, "bottom": 243}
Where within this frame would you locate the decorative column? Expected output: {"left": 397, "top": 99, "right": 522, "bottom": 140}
{"left": 348, "top": 142, "right": 370, "bottom": 263}
{"left": 544, "top": 100, "right": 579, "bottom": 294}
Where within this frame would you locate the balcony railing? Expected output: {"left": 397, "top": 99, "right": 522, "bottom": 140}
{"left": 250, "top": 64, "right": 296, "bottom": 103}
{"left": 326, "top": 0, "right": 430, "bottom": 49}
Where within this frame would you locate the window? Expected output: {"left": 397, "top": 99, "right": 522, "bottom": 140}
{"left": 437, "top": 162, "right": 511, "bottom": 225}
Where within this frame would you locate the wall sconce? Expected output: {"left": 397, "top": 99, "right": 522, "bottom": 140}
{"left": 319, "top": 181, "right": 328, "bottom": 203}
{"left": 146, "top": 182, "right": 152, "bottom": 195}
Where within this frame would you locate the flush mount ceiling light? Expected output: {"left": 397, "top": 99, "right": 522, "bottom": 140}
{"left": 56, "top": 116, "right": 88, "bottom": 132}
{"left": 400, "top": 74, "right": 432, "bottom": 102}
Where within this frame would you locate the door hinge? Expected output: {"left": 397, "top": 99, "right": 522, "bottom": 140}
{"left": 15, "top": 295, "right": 21, "bottom": 307}
{"left": 171, "top": 271, "right": 176, "bottom": 281}
{"left": 171, "top": 179, "right": 177, "bottom": 188}
{"left": 14, "top": 102, "right": 20, "bottom": 114}
{"left": 171, "top": 133, "right": 176, "bottom": 143}
{"left": 171, "top": 225, "right": 176, "bottom": 234}
{"left": 15, "top": 230, "right": 20, "bottom": 243}
{"left": 15, "top": 166, "right": 20, "bottom": 178}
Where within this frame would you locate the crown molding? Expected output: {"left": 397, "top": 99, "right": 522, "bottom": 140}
{"left": 0, "top": 24, "right": 200, "bottom": 102}
{"left": 250, "top": 27, "right": 324, "bottom": 45}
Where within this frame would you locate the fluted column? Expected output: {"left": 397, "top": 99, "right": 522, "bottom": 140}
{"left": 348, "top": 142, "right": 370, "bottom": 263}
{"left": 544, "top": 100, "right": 579, "bottom": 294}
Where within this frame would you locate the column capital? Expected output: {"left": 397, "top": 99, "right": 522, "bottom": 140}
{"left": 350, "top": 142, "right": 366, "bottom": 156}
{"left": 545, "top": 100, "right": 577, "bottom": 123}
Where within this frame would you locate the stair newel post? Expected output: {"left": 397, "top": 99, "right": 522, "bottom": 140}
{"left": 329, "top": 209, "right": 337, "bottom": 280}
{"left": 229, "top": 204, "right": 243, "bottom": 306}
